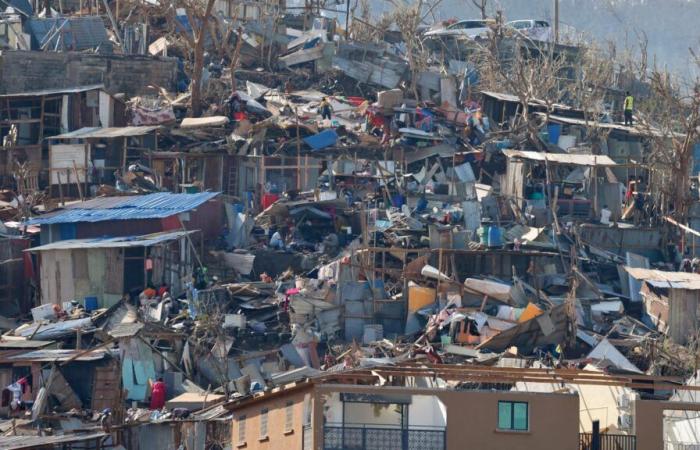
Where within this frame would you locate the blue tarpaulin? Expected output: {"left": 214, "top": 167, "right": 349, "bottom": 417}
{"left": 303, "top": 129, "right": 338, "bottom": 150}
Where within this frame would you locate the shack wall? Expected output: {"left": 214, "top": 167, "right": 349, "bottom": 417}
{"left": 668, "top": 288, "right": 699, "bottom": 345}
{"left": 38, "top": 247, "right": 123, "bottom": 306}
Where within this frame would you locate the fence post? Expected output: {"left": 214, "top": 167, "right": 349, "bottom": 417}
{"left": 592, "top": 420, "right": 600, "bottom": 450}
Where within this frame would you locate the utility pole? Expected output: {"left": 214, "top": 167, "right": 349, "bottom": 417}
{"left": 554, "top": 0, "right": 559, "bottom": 44}
{"left": 345, "top": 0, "right": 350, "bottom": 40}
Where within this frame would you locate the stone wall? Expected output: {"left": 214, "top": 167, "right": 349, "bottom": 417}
{"left": 0, "top": 50, "right": 178, "bottom": 96}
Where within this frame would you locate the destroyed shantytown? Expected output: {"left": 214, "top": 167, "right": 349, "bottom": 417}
{"left": 4, "top": 0, "right": 700, "bottom": 449}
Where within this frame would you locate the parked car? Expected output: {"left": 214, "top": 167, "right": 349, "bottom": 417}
{"left": 423, "top": 19, "right": 493, "bottom": 39}
{"left": 506, "top": 19, "right": 553, "bottom": 42}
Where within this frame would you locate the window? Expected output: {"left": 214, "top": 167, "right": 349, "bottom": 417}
{"left": 498, "top": 401, "right": 528, "bottom": 431}
{"left": 285, "top": 401, "right": 294, "bottom": 432}
{"left": 237, "top": 415, "right": 246, "bottom": 444}
{"left": 260, "top": 408, "right": 269, "bottom": 439}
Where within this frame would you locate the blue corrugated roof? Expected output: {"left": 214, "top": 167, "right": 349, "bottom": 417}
{"left": 26, "top": 192, "right": 220, "bottom": 225}
{"left": 27, "top": 16, "right": 110, "bottom": 51}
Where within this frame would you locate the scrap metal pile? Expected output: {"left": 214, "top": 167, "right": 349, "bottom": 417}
{"left": 1, "top": 2, "right": 700, "bottom": 446}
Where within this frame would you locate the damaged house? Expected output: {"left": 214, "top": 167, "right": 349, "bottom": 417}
{"left": 499, "top": 150, "right": 620, "bottom": 221}
{"left": 26, "top": 191, "right": 221, "bottom": 244}
{"left": 28, "top": 230, "right": 198, "bottom": 308}
{"left": 0, "top": 84, "right": 124, "bottom": 186}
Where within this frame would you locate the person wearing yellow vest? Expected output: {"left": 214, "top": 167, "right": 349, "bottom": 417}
{"left": 624, "top": 91, "right": 634, "bottom": 126}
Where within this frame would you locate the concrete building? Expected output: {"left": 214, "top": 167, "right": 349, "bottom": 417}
{"left": 221, "top": 365, "right": 700, "bottom": 450}
{"left": 225, "top": 368, "right": 581, "bottom": 450}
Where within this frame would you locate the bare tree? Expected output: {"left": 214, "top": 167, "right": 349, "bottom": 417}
{"left": 638, "top": 63, "right": 700, "bottom": 224}
{"left": 389, "top": 0, "right": 442, "bottom": 99}
{"left": 470, "top": 0, "right": 488, "bottom": 19}
{"left": 474, "top": 18, "right": 570, "bottom": 146}
{"left": 158, "top": 0, "right": 217, "bottom": 117}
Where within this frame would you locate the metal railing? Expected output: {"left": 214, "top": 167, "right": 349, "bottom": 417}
{"left": 303, "top": 424, "right": 313, "bottom": 450}
{"left": 664, "top": 443, "right": 700, "bottom": 450}
{"left": 324, "top": 424, "right": 446, "bottom": 450}
{"left": 580, "top": 433, "right": 636, "bottom": 450}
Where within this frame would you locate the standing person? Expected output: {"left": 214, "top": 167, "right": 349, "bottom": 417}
{"left": 319, "top": 97, "right": 333, "bottom": 121}
{"left": 633, "top": 192, "right": 645, "bottom": 225}
{"left": 624, "top": 91, "right": 634, "bottom": 126}
{"left": 150, "top": 377, "right": 166, "bottom": 410}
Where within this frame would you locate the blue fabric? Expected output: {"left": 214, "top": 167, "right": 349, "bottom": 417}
{"left": 303, "top": 129, "right": 338, "bottom": 150}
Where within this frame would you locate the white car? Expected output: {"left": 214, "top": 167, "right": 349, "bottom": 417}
{"left": 423, "top": 19, "right": 493, "bottom": 39}
{"left": 506, "top": 19, "right": 553, "bottom": 42}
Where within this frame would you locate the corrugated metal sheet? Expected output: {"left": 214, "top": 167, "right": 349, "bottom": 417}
{"left": 481, "top": 90, "right": 521, "bottom": 102}
{"left": 0, "top": 339, "right": 55, "bottom": 349}
{"left": 0, "top": 349, "right": 108, "bottom": 363}
{"left": 26, "top": 192, "right": 219, "bottom": 225}
{"left": 647, "top": 280, "right": 700, "bottom": 290}
{"left": 542, "top": 113, "right": 675, "bottom": 138}
{"left": 49, "top": 125, "right": 161, "bottom": 140}
{"left": 27, "top": 230, "right": 194, "bottom": 252}
{"left": 0, "top": 0, "right": 32, "bottom": 15}
{"left": 0, "top": 84, "right": 104, "bottom": 98}
{"left": 624, "top": 267, "right": 700, "bottom": 283}
{"left": 0, "top": 432, "right": 107, "bottom": 450}
{"left": 502, "top": 149, "right": 617, "bottom": 166}
{"left": 27, "top": 16, "right": 110, "bottom": 51}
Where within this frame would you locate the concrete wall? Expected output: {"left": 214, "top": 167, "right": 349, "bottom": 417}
{"left": 441, "top": 390, "right": 579, "bottom": 450}
{"left": 0, "top": 50, "right": 178, "bottom": 96}
{"left": 635, "top": 400, "right": 700, "bottom": 450}
{"left": 231, "top": 388, "right": 310, "bottom": 450}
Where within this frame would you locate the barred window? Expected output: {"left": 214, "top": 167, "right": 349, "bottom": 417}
{"left": 260, "top": 408, "right": 269, "bottom": 438}
{"left": 238, "top": 415, "right": 246, "bottom": 443}
{"left": 285, "top": 401, "right": 294, "bottom": 431}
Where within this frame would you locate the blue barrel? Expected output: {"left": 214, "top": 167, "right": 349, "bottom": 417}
{"left": 84, "top": 296, "right": 98, "bottom": 312}
{"left": 488, "top": 226, "right": 502, "bottom": 247}
{"left": 547, "top": 123, "right": 562, "bottom": 145}
{"left": 392, "top": 194, "right": 405, "bottom": 208}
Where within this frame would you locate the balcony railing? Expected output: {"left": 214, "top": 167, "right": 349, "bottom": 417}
{"left": 324, "top": 424, "right": 446, "bottom": 450}
{"left": 664, "top": 443, "right": 700, "bottom": 450}
{"left": 580, "top": 432, "right": 636, "bottom": 450}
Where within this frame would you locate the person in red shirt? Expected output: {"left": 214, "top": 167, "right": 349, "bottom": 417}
{"left": 157, "top": 283, "right": 169, "bottom": 298}
{"left": 150, "top": 377, "right": 166, "bottom": 410}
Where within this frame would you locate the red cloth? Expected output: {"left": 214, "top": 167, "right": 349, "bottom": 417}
{"left": 262, "top": 193, "right": 279, "bottom": 209}
{"left": 150, "top": 381, "right": 166, "bottom": 409}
